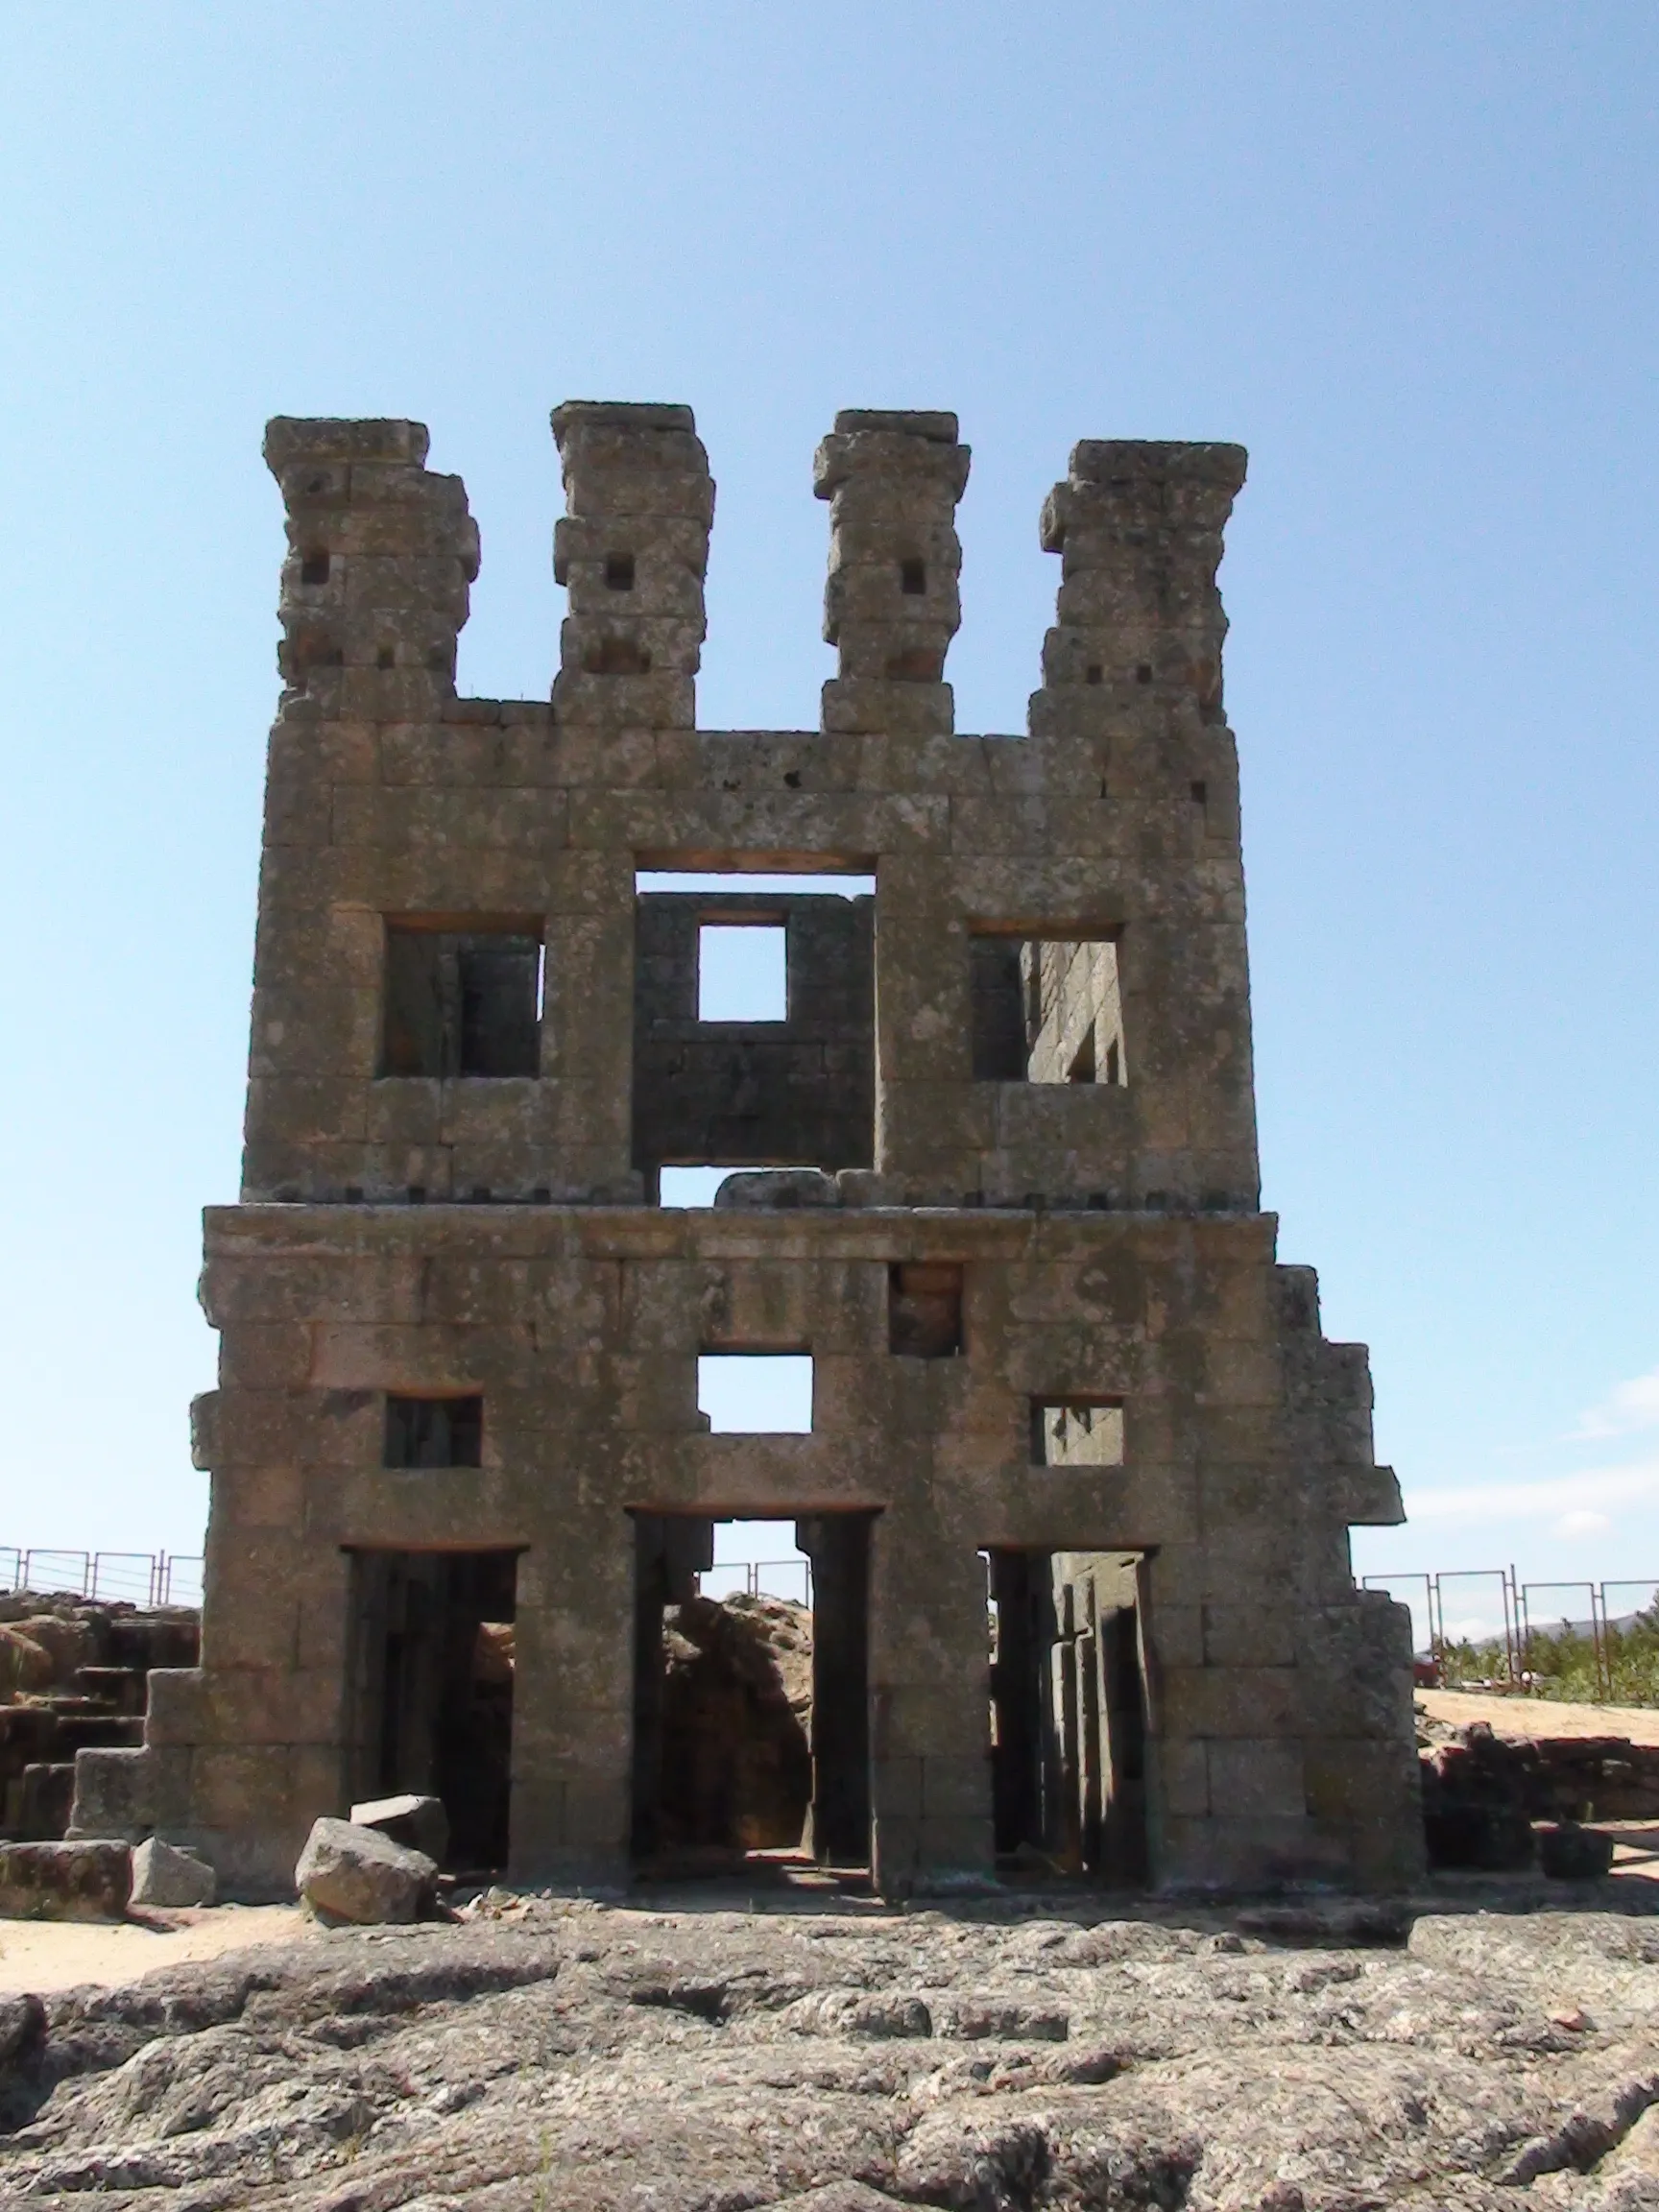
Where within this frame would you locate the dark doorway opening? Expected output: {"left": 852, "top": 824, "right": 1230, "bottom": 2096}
{"left": 347, "top": 1548, "right": 518, "bottom": 1873}
{"left": 629, "top": 1511, "right": 874, "bottom": 1879}
{"left": 986, "top": 1548, "right": 1148, "bottom": 1884}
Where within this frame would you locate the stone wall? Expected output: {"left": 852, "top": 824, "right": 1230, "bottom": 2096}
{"left": 73, "top": 404, "right": 1423, "bottom": 1900}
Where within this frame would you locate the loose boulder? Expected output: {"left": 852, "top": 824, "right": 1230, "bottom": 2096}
{"left": 1538, "top": 1820, "right": 1616, "bottom": 1880}
{"left": 296, "top": 1815, "right": 437, "bottom": 1925}
{"left": 350, "top": 1791, "right": 449, "bottom": 1863}
{"left": 0, "top": 1839, "right": 131, "bottom": 1921}
{"left": 130, "top": 1836, "right": 216, "bottom": 1908}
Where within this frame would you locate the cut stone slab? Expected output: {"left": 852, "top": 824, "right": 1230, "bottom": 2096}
{"left": 0, "top": 1839, "right": 131, "bottom": 1921}
{"left": 1539, "top": 1821, "right": 1616, "bottom": 1879}
{"left": 350, "top": 1791, "right": 449, "bottom": 1863}
{"left": 130, "top": 1836, "right": 216, "bottom": 1908}
{"left": 296, "top": 1815, "right": 436, "bottom": 1926}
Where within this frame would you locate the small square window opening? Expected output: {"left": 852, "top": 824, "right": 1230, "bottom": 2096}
{"left": 697, "top": 1354, "right": 813, "bottom": 1433}
{"left": 385, "top": 1394, "right": 484, "bottom": 1469}
{"left": 970, "top": 934, "right": 1128, "bottom": 1086}
{"left": 1030, "top": 1399, "right": 1124, "bottom": 1468}
{"left": 381, "top": 925, "right": 543, "bottom": 1079}
{"left": 697, "top": 924, "right": 787, "bottom": 1022}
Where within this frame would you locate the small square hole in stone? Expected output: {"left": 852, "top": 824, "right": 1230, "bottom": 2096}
{"left": 384, "top": 1393, "right": 484, "bottom": 1469}
{"left": 300, "top": 550, "right": 330, "bottom": 586}
{"left": 697, "top": 924, "right": 787, "bottom": 1022}
{"left": 1030, "top": 1398, "right": 1124, "bottom": 1467}
{"left": 605, "top": 552, "right": 636, "bottom": 590}
{"left": 900, "top": 558, "right": 926, "bottom": 595}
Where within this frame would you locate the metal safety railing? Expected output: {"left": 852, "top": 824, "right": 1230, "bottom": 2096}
{"left": 1361, "top": 1567, "right": 1659, "bottom": 1705}
{"left": 697, "top": 1557, "right": 813, "bottom": 1607}
{"left": 0, "top": 1549, "right": 204, "bottom": 1610}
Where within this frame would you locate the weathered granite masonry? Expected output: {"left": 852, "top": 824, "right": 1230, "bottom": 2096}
{"left": 70, "top": 405, "right": 1422, "bottom": 1898}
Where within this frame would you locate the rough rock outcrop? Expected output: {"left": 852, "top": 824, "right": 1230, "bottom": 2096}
{"left": 5, "top": 1896, "right": 1659, "bottom": 2204}
{"left": 660, "top": 1594, "right": 812, "bottom": 1852}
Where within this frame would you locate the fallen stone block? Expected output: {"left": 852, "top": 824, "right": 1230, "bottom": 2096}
{"left": 350, "top": 1791, "right": 449, "bottom": 1863}
{"left": 296, "top": 1815, "right": 436, "bottom": 1926}
{"left": 130, "top": 1836, "right": 216, "bottom": 1909}
{"left": 0, "top": 1839, "right": 131, "bottom": 1921}
{"left": 714, "top": 1167, "right": 839, "bottom": 1209}
{"left": 1538, "top": 1821, "right": 1615, "bottom": 1880}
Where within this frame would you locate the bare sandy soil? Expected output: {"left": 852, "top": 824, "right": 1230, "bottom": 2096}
{"left": 1420, "top": 1688, "right": 1659, "bottom": 1743}
{"left": 0, "top": 1904, "right": 314, "bottom": 1994}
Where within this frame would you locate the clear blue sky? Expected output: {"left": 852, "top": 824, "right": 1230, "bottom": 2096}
{"left": 2, "top": 6, "right": 1655, "bottom": 1627}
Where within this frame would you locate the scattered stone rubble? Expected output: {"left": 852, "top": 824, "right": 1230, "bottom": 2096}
{"left": 0, "top": 1596, "right": 197, "bottom": 1846}
{"left": 1421, "top": 1716, "right": 1640, "bottom": 1878}
{"left": 7, "top": 1896, "right": 1659, "bottom": 2206}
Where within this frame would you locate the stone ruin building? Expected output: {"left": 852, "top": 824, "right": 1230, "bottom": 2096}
{"left": 70, "top": 403, "right": 1424, "bottom": 1898}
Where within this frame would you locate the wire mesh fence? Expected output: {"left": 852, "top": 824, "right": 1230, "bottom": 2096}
{"left": 1, "top": 1549, "right": 204, "bottom": 1610}
{"left": 1361, "top": 1567, "right": 1659, "bottom": 1703}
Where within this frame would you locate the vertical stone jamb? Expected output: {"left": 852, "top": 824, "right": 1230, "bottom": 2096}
{"left": 814, "top": 410, "right": 970, "bottom": 736}
{"left": 551, "top": 401, "right": 713, "bottom": 732}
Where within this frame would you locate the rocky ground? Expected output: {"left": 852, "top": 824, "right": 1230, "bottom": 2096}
{"left": 5, "top": 1887, "right": 1659, "bottom": 2209}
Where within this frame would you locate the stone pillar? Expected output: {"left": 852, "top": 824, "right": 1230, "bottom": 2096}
{"left": 551, "top": 401, "right": 713, "bottom": 732}
{"left": 796, "top": 1514, "right": 872, "bottom": 1866}
{"left": 868, "top": 1512, "right": 993, "bottom": 1891}
{"left": 627, "top": 1515, "right": 713, "bottom": 1862}
{"left": 988, "top": 1550, "right": 1046, "bottom": 1856}
{"left": 263, "top": 417, "right": 478, "bottom": 719}
{"left": 509, "top": 1509, "right": 636, "bottom": 1886}
{"left": 1027, "top": 440, "right": 1246, "bottom": 739}
{"left": 813, "top": 410, "right": 970, "bottom": 736}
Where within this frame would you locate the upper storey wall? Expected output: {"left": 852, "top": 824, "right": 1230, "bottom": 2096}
{"left": 247, "top": 405, "right": 1258, "bottom": 1211}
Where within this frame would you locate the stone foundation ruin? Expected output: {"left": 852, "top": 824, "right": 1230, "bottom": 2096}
{"left": 69, "top": 403, "right": 1424, "bottom": 1897}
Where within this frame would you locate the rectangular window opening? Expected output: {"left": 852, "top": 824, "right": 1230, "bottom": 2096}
{"left": 698, "top": 923, "right": 787, "bottom": 1022}
{"left": 384, "top": 1393, "right": 484, "bottom": 1470}
{"left": 634, "top": 874, "right": 876, "bottom": 1197}
{"left": 381, "top": 923, "right": 543, "bottom": 1079}
{"left": 888, "top": 1262, "right": 964, "bottom": 1358}
{"left": 697, "top": 1353, "right": 813, "bottom": 1433}
{"left": 970, "top": 932, "right": 1128, "bottom": 1086}
{"left": 1030, "top": 1398, "right": 1125, "bottom": 1468}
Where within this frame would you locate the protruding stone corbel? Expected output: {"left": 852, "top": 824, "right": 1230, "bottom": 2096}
{"left": 1028, "top": 440, "right": 1246, "bottom": 737}
{"left": 263, "top": 417, "right": 478, "bottom": 718}
{"left": 814, "top": 409, "right": 970, "bottom": 735}
{"left": 550, "top": 400, "right": 712, "bottom": 729}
